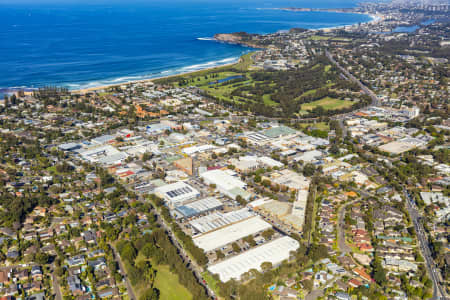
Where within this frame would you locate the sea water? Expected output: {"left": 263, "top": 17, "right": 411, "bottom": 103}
{"left": 0, "top": 0, "right": 372, "bottom": 90}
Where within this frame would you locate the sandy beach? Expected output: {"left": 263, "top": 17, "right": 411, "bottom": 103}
{"left": 73, "top": 61, "right": 239, "bottom": 94}
{"left": 73, "top": 11, "right": 383, "bottom": 94}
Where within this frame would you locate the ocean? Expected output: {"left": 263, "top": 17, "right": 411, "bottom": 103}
{"left": 0, "top": 0, "right": 372, "bottom": 90}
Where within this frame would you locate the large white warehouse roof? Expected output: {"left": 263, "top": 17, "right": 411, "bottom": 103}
{"left": 154, "top": 181, "right": 200, "bottom": 207}
{"left": 190, "top": 208, "right": 254, "bottom": 233}
{"left": 208, "top": 236, "right": 300, "bottom": 282}
{"left": 200, "top": 169, "right": 246, "bottom": 191}
{"left": 193, "top": 216, "right": 271, "bottom": 252}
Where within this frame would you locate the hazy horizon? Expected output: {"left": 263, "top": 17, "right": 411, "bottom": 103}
{"left": 0, "top": 0, "right": 363, "bottom": 5}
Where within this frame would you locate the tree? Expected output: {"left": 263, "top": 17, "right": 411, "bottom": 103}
{"left": 262, "top": 229, "right": 275, "bottom": 240}
{"left": 303, "top": 163, "right": 316, "bottom": 177}
{"left": 240, "top": 272, "right": 251, "bottom": 281}
{"left": 10, "top": 94, "right": 17, "bottom": 105}
{"left": 55, "top": 266, "right": 65, "bottom": 277}
{"left": 3, "top": 95, "right": 8, "bottom": 108}
{"left": 260, "top": 262, "right": 272, "bottom": 272}
{"left": 235, "top": 195, "right": 246, "bottom": 206}
{"left": 232, "top": 243, "right": 241, "bottom": 253}
{"left": 302, "top": 279, "right": 313, "bottom": 292}
{"left": 372, "top": 257, "right": 387, "bottom": 286}
{"left": 34, "top": 252, "right": 49, "bottom": 264}
{"left": 330, "top": 144, "right": 340, "bottom": 155}
{"left": 144, "top": 265, "right": 157, "bottom": 284}
{"left": 244, "top": 235, "right": 256, "bottom": 247}
{"left": 142, "top": 152, "right": 153, "bottom": 161}
{"left": 140, "top": 287, "right": 160, "bottom": 300}
{"left": 120, "top": 242, "right": 137, "bottom": 263}
{"left": 215, "top": 250, "right": 225, "bottom": 260}
{"left": 254, "top": 174, "right": 261, "bottom": 182}
{"left": 307, "top": 244, "right": 328, "bottom": 262}
{"left": 141, "top": 243, "right": 156, "bottom": 258}
{"left": 261, "top": 179, "right": 271, "bottom": 187}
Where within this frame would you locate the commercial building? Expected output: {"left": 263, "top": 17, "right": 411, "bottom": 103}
{"left": 230, "top": 155, "right": 285, "bottom": 173}
{"left": 290, "top": 189, "right": 308, "bottom": 229}
{"left": 91, "top": 134, "right": 115, "bottom": 145}
{"left": 78, "top": 145, "right": 128, "bottom": 166}
{"left": 154, "top": 181, "right": 200, "bottom": 208}
{"left": 189, "top": 208, "right": 254, "bottom": 233}
{"left": 174, "top": 197, "right": 223, "bottom": 219}
{"left": 146, "top": 123, "right": 172, "bottom": 135}
{"left": 230, "top": 157, "right": 260, "bottom": 173}
{"left": 208, "top": 236, "right": 300, "bottom": 282}
{"left": 173, "top": 157, "right": 194, "bottom": 176}
{"left": 59, "top": 142, "right": 83, "bottom": 152}
{"left": 200, "top": 169, "right": 251, "bottom": 200}
{"left": 265, "top": 169, "right": 310, "bottom": 192}
{"left": 193, "top": 216, "right": 271, "bottom": 252}
{"left": 258, "top": 156, "right": 284, "bottom": 168}
{"left": 250, "top": 195, "right": 307, "bottom": 231}
{"left": 182, "top": 144, "right": 217, "bottom": 156}
{"left": 293, "top": 150, "right": 323, "bottom": 163}
{"left": 261, "top": 125, "right": 297, "bottom": 138}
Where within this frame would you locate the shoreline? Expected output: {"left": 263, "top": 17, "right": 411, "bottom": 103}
{"left": 73, "top": 61, "right": 240, "bottom": 94}
{"left": 310, "top": 13, "right": 383, "bottom": 32}
{"left": 71, "top": 10, "right": 382, "bottom": 94}
{"left": 14, "top": 9, "right": 381, "bottom": 95}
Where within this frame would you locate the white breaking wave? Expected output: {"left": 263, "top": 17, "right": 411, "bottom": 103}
{"left": 197, "top": 37, "right": 215, "bottom": 41}
{"left": 179, "top": 57, "right": 238, "bottom": 71}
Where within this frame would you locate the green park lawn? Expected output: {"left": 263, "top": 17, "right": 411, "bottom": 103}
{"left": 309, "top": 35, "right": 331, "bottom": 40}
{"left": 155, "top": 265, "right": 193, "bottom": 300}
{"left": 262, "top": 94, "right": 278, "bottom": 106}
{"left": 179, "top": 71, "right": 239, "bottom": 87}
{"left": 158, "top": 52, "right": 256, "bottom": 87}
{"left": 233, "top": 52, "right": 255, "bottom": 71}
{"left": 300, "top": 97, "right": 354, "bottom": 112}
{"left": 297, "top": 122, "right": 330, "bottom": 131}
{"left": 132, "top": 254, "right": 193, "bottom": 300}
{"left": 157, "top": 52, "right": 346, "bottom": 112}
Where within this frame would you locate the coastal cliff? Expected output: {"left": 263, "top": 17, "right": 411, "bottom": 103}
{"left": 213, "top": 32, "right": 266, "bottom": 48}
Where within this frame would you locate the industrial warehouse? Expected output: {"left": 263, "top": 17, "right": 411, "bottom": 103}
{"left": 208, "top": 236, "right": 300, "bottom": 282}
{"left": 193, "top": 216, "right": 272, "bottom": 252}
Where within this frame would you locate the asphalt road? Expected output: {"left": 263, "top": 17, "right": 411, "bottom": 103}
{"left": 305, "top": 287, "right": 325, "bottom": 300}
{"left": 305, "top": 276, "right": 340, "bottom": 300}
{"left": 403, "top": 189, "right": 447, "bottom": 300}
{"left": 112, "top": 244, "right": 137, "bottom": 300}
{"left": 337, "top": 199, "right": 358, "bottom": 254}
{"left": 325, "top": 50, "right": 380, "bottom": 107}
{"left": 51, "top": 264, "right": 63, "bottom": 300}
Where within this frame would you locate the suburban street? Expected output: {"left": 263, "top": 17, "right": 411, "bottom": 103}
{"left": 51, "top": 263, "right": 63, "bottom": 300}
{"left": 325, "top": 50, "right": 380, "bottom": 106}
{"left": 337, "top": 199, "right": 359, "bottom": 254}
{"left": 403, "top": 190, "right": 447, "bottom": 300}
{"left": 305, "top": 275, "right": 341, "bottom": 300}
{"left": 305, "top": 286, "right": 325, "bottom": 300}
{"left": 111, "top": 244, "right": 137, "bottom": 300}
